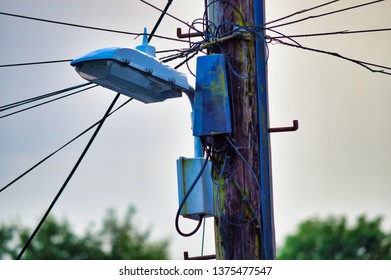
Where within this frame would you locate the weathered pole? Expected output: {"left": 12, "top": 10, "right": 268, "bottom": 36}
{"left": 207, "top": 0, "right": 275, "bottom": 259}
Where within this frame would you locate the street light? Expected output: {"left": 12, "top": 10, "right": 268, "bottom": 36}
{"left": 70, "top": 32, "right": 202, "bottom": 155}
{"left": 70, "top": 47, "right": 189, "bottom": 104}
{"left": 70, "top": 33, "right": 214, "bottom": 224}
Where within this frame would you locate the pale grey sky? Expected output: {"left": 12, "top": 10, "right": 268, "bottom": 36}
{"left": 1, "top": 0, "right": 390, "bottom": 259}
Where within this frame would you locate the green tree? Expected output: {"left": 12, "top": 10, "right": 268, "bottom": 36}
{"left": 0, "top": 221, "right": 19, "bottom": 259}
{"left": 278, "top": 215, "right": 391, "bottom": 260}
{"left": 0, "top": 206, "right": 169, "bottom": 260}
{"left": 98, "top": 207, "right": 169, "bottom": 260}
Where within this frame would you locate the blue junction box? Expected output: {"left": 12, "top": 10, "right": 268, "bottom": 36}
{"left": 193, "top": 54, "right": 232, "bottom": 136}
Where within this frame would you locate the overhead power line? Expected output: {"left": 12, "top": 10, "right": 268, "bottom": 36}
{"left": 0, "top": 11, "right": 140, "bottom": 35}
{"left": 0, "top": 82, "right": 91, "bottom": 112}
{"left": 274, "top": 39, "right": 391, "bottom": 75}
{"left": 267, "top": 0, "right": 385, "bottom": 29}
{"left": 138, "top": 0, "right": 193, "bottom": 30}
{"left": 148, "top": 0, "right": 173, "bottom": 42}
{"left": 268, "top": 28, "right": 391, "bottom": 39}
{"left": 0, "top": 84, "right": 98, "bottom": 119}
{"left": 16, "top": 93, "right": 121, "bottom": 260}
{"left": 0, "top": 11, "right": 188, "bottom": 43}
{"left": 0, "top": 97, "right": 133, "bottom": 194}
{"left": 265, "top": 0, "right": 341, "bottom": 26}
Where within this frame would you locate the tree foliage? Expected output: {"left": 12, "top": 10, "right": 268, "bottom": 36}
{"left": 0, "top": 206, "right": 169, "bottom": 260}
{"left": 278, "top": 215, "right": 391, "bottom": 260}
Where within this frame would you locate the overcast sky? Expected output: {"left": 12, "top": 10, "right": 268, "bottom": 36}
{"left": 1, "top": 0, "right": 390, "bottom": 259}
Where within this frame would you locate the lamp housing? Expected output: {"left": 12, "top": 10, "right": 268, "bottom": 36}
{"left": 71, "top": 47, "right": 189, "bottom": 103}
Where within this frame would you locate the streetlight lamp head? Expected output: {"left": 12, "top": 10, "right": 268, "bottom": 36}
{"left": 70, "top": 46, "right": 189, "bottom": 103}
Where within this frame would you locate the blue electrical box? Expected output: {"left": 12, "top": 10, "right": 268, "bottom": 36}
{"left": 193, "top": 54, "right": 232, "bottom": 136}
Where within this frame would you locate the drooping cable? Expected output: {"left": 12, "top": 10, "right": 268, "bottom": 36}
{"left": 0, "top": 84, "right": 98, "bottom": 119}
{"left": 0, "top": 97, "right": 133, "bottom": 194}
{"left": 16, "top": 93, "right": 121, "bottom": 260}
{"left": 266, "top": 28, "right": 302, "bottom": 47}
{"left": 224, "top": 137, "right": 260, "bottom": 191}
{"left": 273, "top": 38, "right": 391, "bottom": 75}
{"left": 175, "top": 154, "right": 210, "bottom": 237}
{"left": 148, "top": 0, "right": 173, "bottom": 42}
{"left": 212, "top": 136, "right": 262, "bottom": 226}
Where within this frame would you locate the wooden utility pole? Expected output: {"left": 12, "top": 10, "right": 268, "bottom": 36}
{"left": 207, "top": 0, "right": 275, "bottom": 259}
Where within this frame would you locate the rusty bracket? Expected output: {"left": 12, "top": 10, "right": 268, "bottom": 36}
{"left": 269, "top": 120, "right": 299, "bottom": 133}
{"left": 177, "top": 27, "right": 204, "bottom": 38}
{"left": 184, "top": 251, "right": 216, "bottom": 260}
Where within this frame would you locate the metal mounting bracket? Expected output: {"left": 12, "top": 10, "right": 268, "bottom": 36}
{"left": 184, "top": 251, "right": 216, "bottom": 260}
{"left": 177, "top": 27, "right": 203, "bottom": 38}
{"left": 269, "top": 120, "right": 299, "bottom": 133}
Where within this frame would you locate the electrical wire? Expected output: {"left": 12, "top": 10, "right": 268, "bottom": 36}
{"left": 140, "top": 0, "right": 224, "bottom": 71}
{"left": 0, "top": 82, "right": 91, "bottom": 112}
{"left": 175, "top": 154, "right": 210, "bottom": 237}
{"left": 155, "top": 4, "right": 213, "bottom": 71}
{"left": 269, "top": 28, "right": 391, "bottom": 39}
{"left": 178, "top": 0, "right": 391, "bottom": 77}
{"left": 0, "top": 11, "right": 188, "bottom": 43}
{"left": 4, "top": 0, "right": 389, "bottom": 256}
{"left": 205, "top": 0, "right": 246, "bottom": 25}
{"left": 213, "top": 148, "right": 261, "bottom": 227}
{"left": 158, "top": 16, "right": 210, "bottom": 65}
{"left": 266, "top": 28, "right": 302, "bottom": 47}
{"left": 0, "top": 97, "right": 133, "bottom": 194}
{"left": 0, "top": 85, "right": 98, "bottom": 119}
{"left": 138, "top": 0, "right": 193, "bottom": 30}
{"left": 148, "top": 0, "right": 173, "bottom": 42}
{"left": 264, "top": 0, "right": 341, "bottom": 26}
{"left": 215, "top": 27, "right": 270, "bottom": 79}
{"left": 16, "top": 93, "right": 121, "bottom": 260}
{"left": 273, "top": 38, "right": 391, "bottom": 75}
{"left": 174, "top": 51, "right": 198, "bottom": 70}
{"left": 156, "top": 48, "right": 185, "bottom": 54}
{"left": 204, "top": 0, "right": 209, "bottom": 40}
{"left": 0, "top": 59, "right": 72, "bottom": 68}
{"left": 267, "top": 0, "right": 385, "bottom": 29}
{"left": 263, "top": 6, "right": 391, "bottom": 76}
{"left": 0, "top": 11, "right": 140, "bottom": 35}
